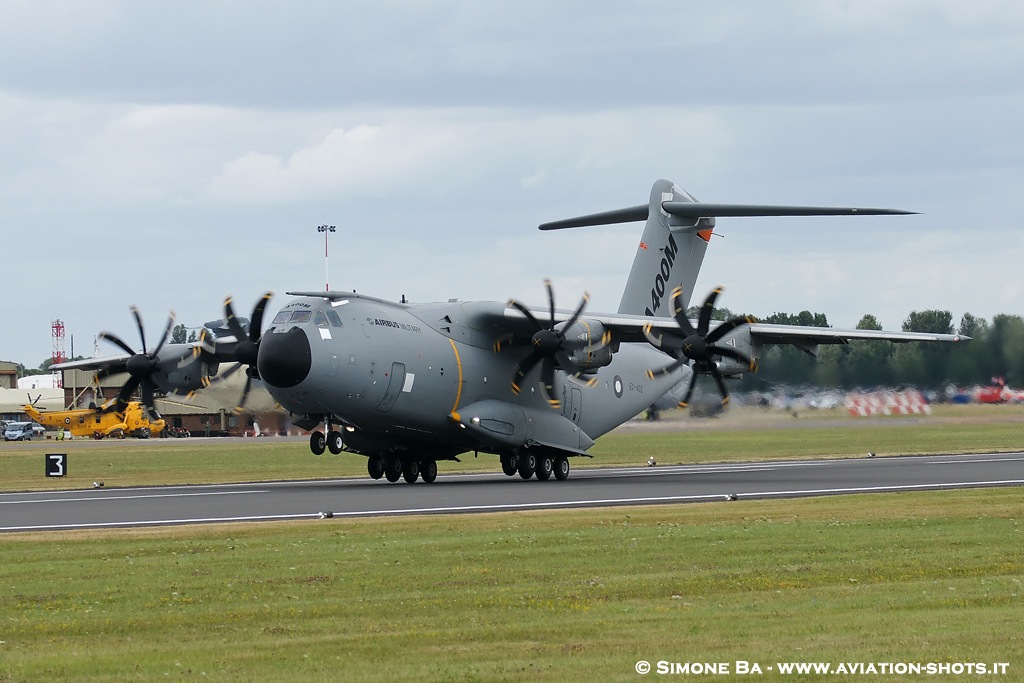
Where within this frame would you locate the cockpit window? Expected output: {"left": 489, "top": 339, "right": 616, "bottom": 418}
{"left": 272, "top": 310, "right": 315, "bottom": 325}
{"left": 325, "top": 310, "right": 343, "bottom": 327}
{"left": 314, "top": 311, "right": 329, "bottom": 327}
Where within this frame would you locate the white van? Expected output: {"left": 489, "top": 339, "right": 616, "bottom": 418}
{"left": 4, "top": 422, "right": 35, "bottom": 441}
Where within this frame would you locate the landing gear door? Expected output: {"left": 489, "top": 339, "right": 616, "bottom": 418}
{"left": 376, "top": 362, "right": 406, "bottom": 413}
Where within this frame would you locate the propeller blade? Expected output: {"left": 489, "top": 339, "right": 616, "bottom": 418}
{"left": 249, "top": 292, "right": 273, "bottom": 344}
{"left": 223, "top": 295, "right": 249, "bottom": 342}
{"left": 645, "top": 355, "right": 688, "bottom": 380}
{"left": 561, "top": 291, "right": 590, "bottom": 332}
{"left": 511, "top": 351, "right": 544, "bottom": 395}
{"left": 710, "top": 367, "right": 730, "bottom": 405}
{"left": 232, "top": 376, "right": 254, "bottom": 414}
{"left": 99, "top": 331, "right": 137, "bottom": 357}
{"left": 151, "top": 311, "right": 176, "bottom": 358}
{"left": 507, "top": 299, "right": 545, "bottom": 331}
{"left": 540, "top": 357, "right": 560, "bottom": 408}
{"left": 544, "top": 278, "right": 556, "bottom": 326}
{"left": 677, "top": 372, "right": 699, "bottom": 408}
{"left": 670, "top": 287, "right": 697, "bottom": 338}
{"left": 697, "top": 287, "right": 722, "bottom": 337}
{"left": 140, "top": 380, "right": 162, "bottom": 420}
{"left": 130, "top": 306, "right": 147, "bottom": 354}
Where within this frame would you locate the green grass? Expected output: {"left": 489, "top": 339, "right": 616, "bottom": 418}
{"left": 1, "top": 490, "right": 1021, "bottom": 682}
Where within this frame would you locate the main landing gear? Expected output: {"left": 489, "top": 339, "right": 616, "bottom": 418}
{"left": 500, "top": 451, "right": 570, "bottom": 481}
{"left": 366, "top": 455, "right": 438, "bottom": 484}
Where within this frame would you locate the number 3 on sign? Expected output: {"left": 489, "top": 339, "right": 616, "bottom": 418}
{"left": 46, "top": 453, "right": 67, "bottom": 477}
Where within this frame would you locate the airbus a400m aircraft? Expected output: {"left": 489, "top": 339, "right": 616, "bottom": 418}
{"left": 63, "top": 180, "right": 964, "bottom": 484}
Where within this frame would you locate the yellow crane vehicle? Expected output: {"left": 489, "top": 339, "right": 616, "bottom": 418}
{"left": 23, "top": 401, "right": 165, "bottom": 439}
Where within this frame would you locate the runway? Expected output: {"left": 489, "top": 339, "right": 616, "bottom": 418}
{"left": 2, "top": 452, "right": 1022, "bottom": 532}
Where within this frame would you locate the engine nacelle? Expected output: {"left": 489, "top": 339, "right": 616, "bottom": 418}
{"left": 157, "top": 351, "right": 220, "bottom": 395}
{"left": 559, "top": 320, "right": 614, "bottom": 371}
{"left": 708, "top": 324, "right": 758, "bottom": 376}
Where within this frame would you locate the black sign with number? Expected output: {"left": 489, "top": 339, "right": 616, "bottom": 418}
{"left": 45, "top": 453, "right": 67, "bottom": 477}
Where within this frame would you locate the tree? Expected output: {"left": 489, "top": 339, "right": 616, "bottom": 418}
{"left": 902, "top": 310, "right": 953, "bottom": 335}
{"left": 171, "top": 323, "right": 188, "bottom": 344}
{"left": 856, "top": 314, "right": 882, "bottom": 331}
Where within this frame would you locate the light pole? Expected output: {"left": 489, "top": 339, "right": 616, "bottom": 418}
{"left": 317, "top": 225, "right": 336, "bottom": 291}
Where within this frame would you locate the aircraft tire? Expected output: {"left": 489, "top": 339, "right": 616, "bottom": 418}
{"left": 536, "top": 455, "right": 553, "bottom": 481}
{"left": 310, "top": 431, "right": 326, "bottom": 455}
{"left": 420, "top": 460, "right": 437, "bottom": 483}
{"left": 500, "top": 453, "right": 518, "bottom": 476}
{"left": 367, "top": 455, "right": 385, "bottom": 480}
{"left": 384, "top": 457, "right": 403, "bottom": 482}
{"left": 327, "top": 430, "right": 344, "bottom": 455}
{"left": 518, "top": 452, "right": 537, "bottom": 480}
{"left": 402, "top": 460, "right": 420, "bottom": 483}
{"left": 553, "top": 456, "right": 570, "bottom": 481}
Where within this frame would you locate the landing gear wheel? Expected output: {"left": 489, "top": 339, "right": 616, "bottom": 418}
{"left": 536, "top": 454, "right": 553, "bottom": 481}
{"left": 310, "top": 431, "right": 326, "bottom": 455}
{"left": 501, "top": 453, "right": 518, "bottom": 477}
{"left": 518, "top": 452, "right": 537, "bottom": 480}
{"left": 553, "top": 455, "right": 570, "bottom": 481}
{"left": 327, "top": 430, "right": 344, "bottom": 455}
{"left": 367, "top": 455, "right": 385, "bottom": 480}
{"left": 420, "top": 460, "right": 437, "bottom": 483}
{"left": 384, "top": 457, "right": 403, "bottom": 482}
{"left": 402, "top": 460, "right": 420, "bottom": 483}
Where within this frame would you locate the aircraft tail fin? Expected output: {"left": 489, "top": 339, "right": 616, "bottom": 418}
{"left": 540, "top": 179, "right": 915, "bottom": 317}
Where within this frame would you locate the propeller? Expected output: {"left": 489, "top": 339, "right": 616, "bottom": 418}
{"left": 503, "top": 279, "right": 605, "bottom": 409}
{"left": 215, "top": 292, "right": 273, "bottom": 412}
{"left": 643, "top": 286, "right": 757, "bottom": 409}
{"left": 97, "top": 307, "right": 184, "bottom": 420}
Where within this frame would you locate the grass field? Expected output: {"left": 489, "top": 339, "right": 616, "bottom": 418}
{"left": 1, "top": 405, "right": 1022, "bottom": 681}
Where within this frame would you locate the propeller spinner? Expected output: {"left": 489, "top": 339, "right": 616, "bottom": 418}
{"left": 643, "top": 286, "right": 758, "bottom": 408}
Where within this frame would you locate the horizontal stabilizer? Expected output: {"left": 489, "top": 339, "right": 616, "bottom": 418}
{"left": 540, "top": 201, "right": 915, "bottom": 230}
{"left": 661, "top": 203, "right": 917, "bottom": 219}
{"left": 539, "top": 204, "right": 648, "bottom": 231}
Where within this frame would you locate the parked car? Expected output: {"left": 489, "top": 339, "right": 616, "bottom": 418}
{"left": 4, "top": 422, "right": 34, "bottom": 441}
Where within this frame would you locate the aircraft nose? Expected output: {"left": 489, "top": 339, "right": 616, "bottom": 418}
{"left": 257, "top": 326, "right": 311, "bottom": 388}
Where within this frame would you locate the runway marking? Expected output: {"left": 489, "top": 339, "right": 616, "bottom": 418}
{"left": 929, "top": 456, "right": 1024, "bottom": 464}
{"left": 1, "top": 513, "right": 321, "bottom": 533}
{"left": 0, "top": 490, "right": 269, "bottom": 505}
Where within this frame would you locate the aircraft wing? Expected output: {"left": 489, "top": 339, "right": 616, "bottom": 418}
{"left": 744, "top": 323, "right": 965, "bottom": 346}
{"left": 502, "top": 306, "right": 967, "bottom": 346}
{"left": 52, "top": 354, "right": 131, "bottom": 373}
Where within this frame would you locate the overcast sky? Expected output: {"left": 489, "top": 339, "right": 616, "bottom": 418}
{"left": 2, "top": 1, "right": 1022, "bottom": 367}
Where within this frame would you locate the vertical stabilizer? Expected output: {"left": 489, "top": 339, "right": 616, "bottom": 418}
{"left": 538, "top": 180, "right": 912, "bottom": 318}
{"left": 616, "top": 180, "right": 714, "bottom": 317}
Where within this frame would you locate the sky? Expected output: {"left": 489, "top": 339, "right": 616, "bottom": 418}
{"left": 2, "top": 1, "right": 1022, "bottom": 367}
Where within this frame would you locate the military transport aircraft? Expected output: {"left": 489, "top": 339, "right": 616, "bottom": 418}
{"left": 56, "top": 179, "right": 964, "bottom": 483}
